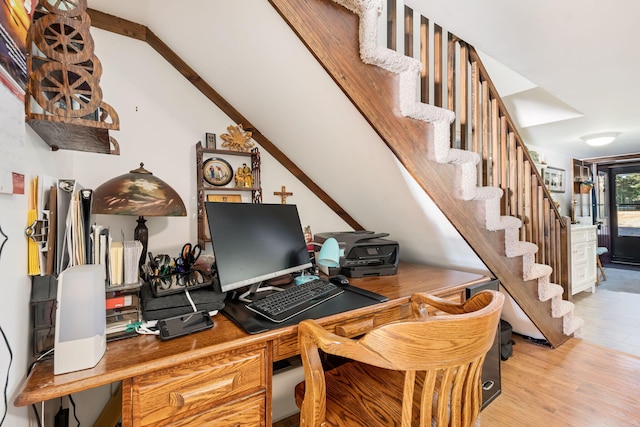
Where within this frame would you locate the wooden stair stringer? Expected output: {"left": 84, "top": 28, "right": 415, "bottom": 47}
{"left": 268, "top": 0, "right": 583, "bottom": 346}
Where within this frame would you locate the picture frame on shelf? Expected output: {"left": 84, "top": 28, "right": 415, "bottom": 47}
{"left": 205, "top": 133, "right": 216, "bottom": 149}
{"left": 543, "top": 166, "right": 565, "bottom": 193}
{"left": 207, "top": 194, "right": 242, "bottom": 203}
{"left": 203, "top": 157, "right": 233, "bottom": 186}
{"left": 529, "top": 150, "right": 540, "bottom": 164}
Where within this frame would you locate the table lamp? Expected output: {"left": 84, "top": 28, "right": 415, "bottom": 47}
{"left": 316, "top": 237, "right": 340, "bottom": 268}
{"left": 295, "top": 237, "right": 342, "bottom": 285}
{"left": 92, "top": 163, "right": 187, "bottom": 266}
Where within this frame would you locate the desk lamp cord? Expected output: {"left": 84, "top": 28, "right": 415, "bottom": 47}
{"left": 0, "top": 325, "right": 11, "bottom": 427}
{"left": 27, "top": 347, "right": 53, "bottom": 427}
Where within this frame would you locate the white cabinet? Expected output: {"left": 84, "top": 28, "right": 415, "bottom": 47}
{"left": 570, "top": 225, "right": 597, "bottom": 295}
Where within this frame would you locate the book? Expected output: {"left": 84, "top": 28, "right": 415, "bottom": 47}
{"left": 109, "top": 241, "right": 123, "bottom": 286}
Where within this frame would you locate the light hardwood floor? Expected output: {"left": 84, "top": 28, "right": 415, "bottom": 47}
{"left": 479, "top": 335, "right": 640, "bottom": 426}
{"left": 572, "top": 268, "right": 640, "bottom": 357}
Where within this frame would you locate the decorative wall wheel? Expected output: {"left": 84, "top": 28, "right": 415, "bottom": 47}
{"left": 41, "top": 0, "right": 86, "bottom": 17}
{"left": 32, "top": 14, "right": 93, "bottom": 64}
{"left": 25, "top": 0, "right": 120, "bottom": 154}
{"left": 32, "top": 61, "right": 101, "bottom": 118}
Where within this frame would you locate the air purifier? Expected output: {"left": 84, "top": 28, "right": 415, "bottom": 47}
{"left": 54, "top": 264, "right": 106, "bottom": 375}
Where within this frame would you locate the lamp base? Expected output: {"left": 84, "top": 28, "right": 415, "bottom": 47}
{"left": 134, "top": 216, "right": 148, "bottom": 267}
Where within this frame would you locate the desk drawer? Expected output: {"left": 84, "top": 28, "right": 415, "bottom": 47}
{"left": 274, "top": 303, "right": 411, "bottom": 360}
{"left": 156, "top": 393, "right": 265, "bottom": 427}
{"left": 132, "top": 347, "right": 266, "bottom": 426}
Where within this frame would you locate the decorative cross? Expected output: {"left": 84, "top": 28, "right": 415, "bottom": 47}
{"left": 274, "top": 186, "right": 293, "bottom": 204}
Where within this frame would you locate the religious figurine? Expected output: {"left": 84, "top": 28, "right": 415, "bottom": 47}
{"left": 304, "top": 225, "right": 313, "bottom": 251}
{"left": 234, "top": 163, "right": 253, "bottom": 188}
{"left": 242, "top": 163, "right": 253, "bottom": 188}
{"left": 234, "top": 166, "right": 245, "bottom": 188}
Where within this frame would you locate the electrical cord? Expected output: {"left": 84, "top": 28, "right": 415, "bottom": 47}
{"left": 68, "top": 394, "right": 79, "bottom": 426}
{"left": 0, "top": 324, "right": 11, "bottom": 427}
{"left": 28, "top": 347, "right": 54, "bottom": 427}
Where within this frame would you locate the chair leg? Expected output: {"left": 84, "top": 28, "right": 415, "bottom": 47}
{"left": 596, "top": 256, "right": 606, "bottom": 284}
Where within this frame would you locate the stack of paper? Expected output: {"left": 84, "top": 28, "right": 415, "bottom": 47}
{"left": 109, "top": 241, "right": 124, "bottom": 286}
{"left": 123, "top": 240, "right": 143, "bottom": 285}
{"left": 107, "top": 240, "right": 142, "bottom": 287}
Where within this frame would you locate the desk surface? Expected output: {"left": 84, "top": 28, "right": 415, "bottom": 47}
{"left": 15, "top": 262, "right": 489, "bottom": 407}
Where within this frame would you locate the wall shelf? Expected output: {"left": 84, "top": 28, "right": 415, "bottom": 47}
{"left": 196, "top": 141, "right": 262, "bottom": 248}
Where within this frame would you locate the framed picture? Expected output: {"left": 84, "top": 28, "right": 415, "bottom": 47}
{"left": 543, "top": 167, "right": 565, "bottom": 193}
{"left": 203, "top": 157, "right": 233, "bottom": 186}
{"left": 529, "top": 150, "right": 540, "bottom": 164}
{"left": 207, "top": 194, "right": 242, "bottom": 203}
{"left": 205, "top": 133, "right": 216, "bottom": 149}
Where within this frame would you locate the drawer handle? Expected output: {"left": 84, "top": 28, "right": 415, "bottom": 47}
{"left": 335, "top": 317, "right": 374, "bottom": 337}
{"left": 169, "top": 373, "right": 237, "bottom": 407}
{"left": 482, "top": 380, "right": 495, "bottom": 391}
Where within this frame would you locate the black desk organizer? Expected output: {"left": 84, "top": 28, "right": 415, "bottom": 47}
{"left": 148, "top": 269, "right": 211, "bottom": 297}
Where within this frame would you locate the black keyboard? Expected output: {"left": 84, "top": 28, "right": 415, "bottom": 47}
{"left": 245, "top": 279, "right": 344, "bottom": 323}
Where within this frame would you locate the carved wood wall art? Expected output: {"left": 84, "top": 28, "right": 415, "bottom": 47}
{"left": 25, "top": 0, "right": 120, "bottom": 154}
{"left": 219, "top": 124, "right": 255, "bottom": 152}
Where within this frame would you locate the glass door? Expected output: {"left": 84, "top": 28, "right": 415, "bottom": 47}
{"left": 609, "top": 165, "right": 640, "bottom": 264}
{"left": 595, "top": 169, "right": 610, "bottom": 261}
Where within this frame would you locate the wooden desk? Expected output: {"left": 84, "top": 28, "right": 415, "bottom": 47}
{"left": 15, "top": 262, "right": 489, "bottom": 426}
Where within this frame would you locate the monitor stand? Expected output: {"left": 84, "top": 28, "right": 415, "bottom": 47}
{"left": 238, "top": 281, "right": 285, "bottom": 303}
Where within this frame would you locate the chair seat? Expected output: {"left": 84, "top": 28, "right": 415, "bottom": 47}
{"left": 295, "top": 361, "right": 416, "bottom": 426}
{"left": 596, "top": 247, "right": 608, "bottom": 256}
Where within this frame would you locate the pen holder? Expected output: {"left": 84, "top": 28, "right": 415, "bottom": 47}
{"left": 149, "top": 269, "right": 211, "bottom": 297}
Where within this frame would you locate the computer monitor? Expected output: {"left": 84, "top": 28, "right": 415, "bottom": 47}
{"left": 205, "top": 202, "right": 312, "bottom": 295}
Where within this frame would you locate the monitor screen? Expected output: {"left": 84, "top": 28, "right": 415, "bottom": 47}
{"left": 205, "top": 202, "right": 312, "bottom": 293}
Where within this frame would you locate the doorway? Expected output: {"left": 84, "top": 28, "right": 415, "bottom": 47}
{"left": 609, "top": 165, "right": 640, "bottom": 265}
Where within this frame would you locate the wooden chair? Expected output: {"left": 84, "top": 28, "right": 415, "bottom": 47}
{"left": 295, "top": 290, "right": 505, "bottom": 427}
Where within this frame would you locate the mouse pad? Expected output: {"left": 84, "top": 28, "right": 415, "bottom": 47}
{"left": 222, "top": 288, "right": 382, "bottom": 334}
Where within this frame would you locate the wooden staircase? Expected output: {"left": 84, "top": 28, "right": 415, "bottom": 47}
{"left": 269, "top": 0, "right": 583, "bottom": 347}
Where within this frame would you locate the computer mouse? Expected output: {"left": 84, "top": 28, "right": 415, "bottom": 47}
{"left": 329, "top": 274, "right": 349, "bottom": 286}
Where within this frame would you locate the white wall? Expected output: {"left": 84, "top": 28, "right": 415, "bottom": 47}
{"left": 527, "top": 143, "right": 574, "bottom": 217}
{"left": 0, "top": 83, "right": 71, "bottom": 426}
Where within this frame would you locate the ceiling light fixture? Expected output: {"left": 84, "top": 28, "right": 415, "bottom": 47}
{"left": 581, "top": 132, "right": 621, "bottom": 147}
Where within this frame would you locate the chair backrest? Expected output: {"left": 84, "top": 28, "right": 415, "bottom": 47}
{"left": 297, "top": 289, "right": 504, "bottom": 427}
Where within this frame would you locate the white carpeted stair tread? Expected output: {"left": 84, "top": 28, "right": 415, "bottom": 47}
{"left": 553, "top": 299, "right": 575, "bottom": 318}
{"left": 489, "top": 215, "right": 522, "bottom": 231}
{"left": 506, "top": 240, "right": 538, "bottom": 258}
{"left": 564, "top": 315, "right": 584, "bottom": 337}
{"left": 446, "top": 149, "right": 480, "bottom": 165}
{"left": 473, "top": 186, "right": 503, "bottom": 201}
{"left": 524, "top": 263, "right": 552, "bottom": 281}
{"left": 538, "top": 282, "right": 563, "bottom": 302}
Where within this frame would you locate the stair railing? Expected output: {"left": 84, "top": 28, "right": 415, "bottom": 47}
{"left": 385, "top": 1, "right": 570, "bottom": 291}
